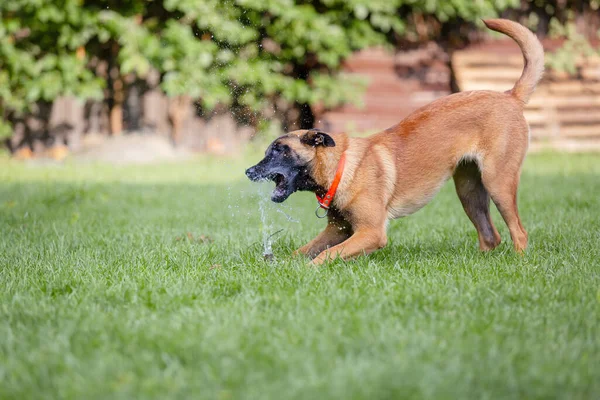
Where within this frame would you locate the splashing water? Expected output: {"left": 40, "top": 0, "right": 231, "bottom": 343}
{"left": 255, "top": 182, "right": 300, "bottom": 261}
{"left": 275, "top": 204, "right": 300, "bottom": 223}
{"left": 256, "top": 183, "right": 278, "bottom": 260}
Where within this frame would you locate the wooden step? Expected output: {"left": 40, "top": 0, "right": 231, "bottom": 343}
{"left": 547, "top": 81, "right": 600, "bottom": 94}
{"left": 454, "top": 67, "right": 522, "bottom": 81}
{"left": 529, "top": 95, "right": 600, "bottom": 108}
{"left": 582, "top": 66, "right": 600, "bottom": 80}
{"left": 561, "top": 125, "right": 600, "bottom": 138}
{"left": 530, "top": 138, "right": 600, "bottom": 152}
{"left": 453, "top": 52, "right": 600, "bottom": 68}
{"left": 452, "top": 53, "right": 524, "bottom": 67}
{"left": 524, "top": 109, "right": 600, "bottom": 125}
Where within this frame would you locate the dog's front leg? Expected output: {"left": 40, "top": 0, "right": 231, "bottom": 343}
{"left": 294, "top": 222, "right": 352, "bottom": 259}
{"left": 294, "top": 213, "right": 352, "bottom": 259}
{"left": 311, "top": 226, "right": 387, "bottom": 265}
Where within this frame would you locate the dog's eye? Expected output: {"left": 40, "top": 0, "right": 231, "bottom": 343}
{"left": 270, "top": 143, "right": 290, "bottom": 157}
{"left": 273, "top": 144, "right": 287, "bottom": 154}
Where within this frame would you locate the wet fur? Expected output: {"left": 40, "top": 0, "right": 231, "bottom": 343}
{"left": 247, "top": 19, "right": 543, "bottom": 265}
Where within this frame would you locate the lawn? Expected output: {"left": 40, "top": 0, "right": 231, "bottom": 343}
{"left": 1, "top": 152, "right": 599, "bottom": 399}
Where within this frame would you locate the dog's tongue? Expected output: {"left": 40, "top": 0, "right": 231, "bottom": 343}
{"left": 272, "top": 185, "right": 285, "bottom": 198}
{"left": 271, "top": 175, "right": 287, "bottom": 202}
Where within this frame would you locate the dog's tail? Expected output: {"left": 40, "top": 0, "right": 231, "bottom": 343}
{"left": 483, "top": 19, "right": 544, "bottom": 104}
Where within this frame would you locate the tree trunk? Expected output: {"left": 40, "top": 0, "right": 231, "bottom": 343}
{"left": 107, "top": 40, "right": 123, "bottom": 136}
{"left": 168, "top": 95, "right": 191, "bottom": 146}
{"left": 110, "top": 74, "right": 124, "bottom": 136}
{"left": 298, "top": 102, "right": 315, "bottom": 129}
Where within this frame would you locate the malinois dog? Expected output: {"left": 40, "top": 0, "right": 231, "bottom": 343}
{"left": 246, "top": 19, "right": 544, "bottom": 265}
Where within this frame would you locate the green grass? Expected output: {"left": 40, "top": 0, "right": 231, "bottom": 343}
{"left": 1, "top": 152, "right": 599, "bottom": 399}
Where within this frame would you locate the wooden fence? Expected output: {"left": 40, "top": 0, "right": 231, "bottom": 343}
{"left": 317, "top": 44, "right": 452, "bottom": 133}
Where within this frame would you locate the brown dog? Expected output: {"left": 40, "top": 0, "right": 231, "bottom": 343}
{"left": 246, "top": 19, "right": 544, "bottom": 265}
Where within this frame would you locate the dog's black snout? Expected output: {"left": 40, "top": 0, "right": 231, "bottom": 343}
{"left": 245, "top": 166, "right": 257, "bottom": 180}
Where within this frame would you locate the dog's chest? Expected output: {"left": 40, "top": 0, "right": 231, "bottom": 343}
{"left": 386, "top": 175, "right": 449, "bottom": 219}
{"left": 386, "top": 200, "right": 431, "bottom": 219}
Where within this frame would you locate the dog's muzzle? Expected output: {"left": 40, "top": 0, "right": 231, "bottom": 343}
{"left": 245, "top": 166, "right": 261, "bottom": 181}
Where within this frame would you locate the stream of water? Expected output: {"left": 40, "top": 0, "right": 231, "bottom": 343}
{"left": 256, "top": 183, "right": 299, "bottom": 260}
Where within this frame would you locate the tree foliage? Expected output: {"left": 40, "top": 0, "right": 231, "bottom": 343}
{"left": 0, "top": 1, "right": 104, "bottom": 138}
{"left": 3, "top": 0, "right": 597, "bottom": 142}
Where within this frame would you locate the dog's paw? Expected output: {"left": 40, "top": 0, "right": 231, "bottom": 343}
{"left": 310, "top": 254, "right": 331, "bottom": 266}
{"left": 292, "top": 246, "right": 311, "bottom": 257}
{"left": 291, "top": 249, "right": 303, "bottom": 257}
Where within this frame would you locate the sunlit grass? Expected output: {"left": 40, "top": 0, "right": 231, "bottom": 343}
{"left": 0, "top": 152, "right": 599, "bottom": 399}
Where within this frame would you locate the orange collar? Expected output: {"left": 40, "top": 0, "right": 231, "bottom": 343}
{"left": 315, "top": 152, "right": 346, "bottom": 215}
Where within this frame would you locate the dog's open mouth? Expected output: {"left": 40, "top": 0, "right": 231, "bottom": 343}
{"left": 270, "top": 173, "right": 289, "bottom": 203}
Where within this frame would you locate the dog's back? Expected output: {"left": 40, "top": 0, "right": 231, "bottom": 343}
{"left": 378, "top": 19, "right": 545, "bottom": 165}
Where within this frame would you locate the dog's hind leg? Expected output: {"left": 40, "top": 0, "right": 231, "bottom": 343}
{"left": 453, "top": 160, "right": 501, "bottom": 251}
{"left": 480, "top": 155, "right": 528, "bottom": 253}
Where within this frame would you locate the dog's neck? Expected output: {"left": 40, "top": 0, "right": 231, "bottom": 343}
{"left": 294, "top": 169, "right": 322, "bottom": 194}
{"left": 311, "top": 133, "right": 349, "bottom": 195}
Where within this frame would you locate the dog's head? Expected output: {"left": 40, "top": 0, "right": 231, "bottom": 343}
{"left": 245, "top": 129, "right": 335, "bottom": 202}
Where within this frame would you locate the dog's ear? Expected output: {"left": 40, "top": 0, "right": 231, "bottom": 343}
{"left": 300, "top": 129, "right": 335, "bottom": 147}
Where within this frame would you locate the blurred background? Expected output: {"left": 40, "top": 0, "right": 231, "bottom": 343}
{"left": 1, "top": 0, "right": 599, "bottom": 163}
